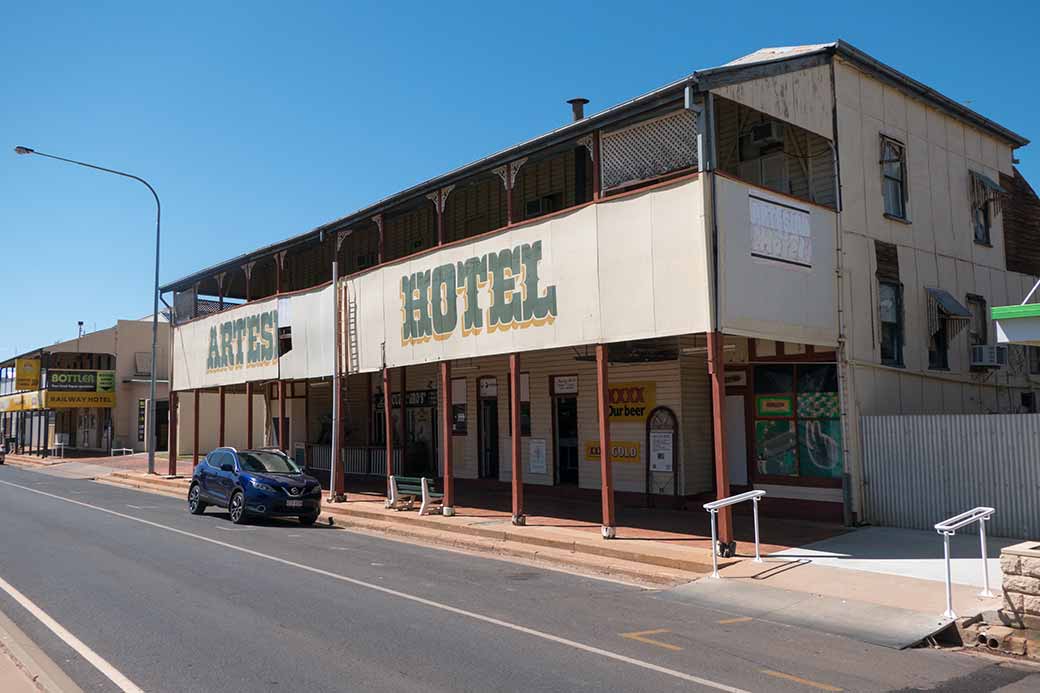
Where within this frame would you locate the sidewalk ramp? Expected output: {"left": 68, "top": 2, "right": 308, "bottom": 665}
{"left": 657, "top": 579, "right": 951, "bottom": 649}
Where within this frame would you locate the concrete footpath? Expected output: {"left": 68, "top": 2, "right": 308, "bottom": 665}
{"left": 0, "top": 605, "right": 81, "bottom": 693}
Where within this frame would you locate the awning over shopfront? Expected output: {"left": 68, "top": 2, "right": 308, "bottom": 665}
{"left": 994, "top": 303, "right": 1040, "bottom": 346}
{"left": 926, "top": 287, "right": 971, "bottom": 340}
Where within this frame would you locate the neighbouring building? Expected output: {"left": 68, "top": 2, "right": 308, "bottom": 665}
{"left": 158, "top": 40, "right": 1037, "bottom": 540}
{"left": 0, "top": 317, "right": 171, "bottom": 456}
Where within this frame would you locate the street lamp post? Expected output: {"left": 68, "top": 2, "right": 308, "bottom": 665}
{"left": 15, "top": 146, "right": 163, "bottom": 475}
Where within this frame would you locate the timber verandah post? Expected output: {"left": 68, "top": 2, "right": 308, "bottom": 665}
{"left": 706, "top": 330, "right": 734, "bottom": 547}
{"left": 383, "top": 366, "right": 393, "bottom": 497}
{"left": 596, "top": 343, "right": 616, "bottom": 538}
{"left": 439, "top": 361, "right": 454, "bottom": 515}
{"left": 218, "top": 386, "right": 226, "bottom": 447}
{"left": 510, "top": 353, "right": 525, "bottom": 526}
{"left": 192, "top": 389, "right": 200, "bottom": 466}
{"left": 246, "top": 382, "right": 254, "bottom": 449}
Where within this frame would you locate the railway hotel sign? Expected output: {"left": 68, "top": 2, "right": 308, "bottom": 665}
{"left": 400, "top": 240, "right": 558, "bottom": 345}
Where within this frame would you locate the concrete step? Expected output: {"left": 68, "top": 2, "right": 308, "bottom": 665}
{"left": 315, "top": 512, "right": 700, "bottom": 586}
{"left": 321, "top": 503, "right": 719, "bottom": 574}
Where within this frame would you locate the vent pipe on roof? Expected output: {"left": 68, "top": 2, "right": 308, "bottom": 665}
{"left": 567, "top": 98, "right": 589, "bottom": 122}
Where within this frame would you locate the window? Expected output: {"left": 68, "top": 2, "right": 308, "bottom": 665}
{"left": 880, "top": 137, "right": 907, "bottom": 219}
{"left": 879, "top": 281, "right": 904, "bottom": 366}
{"left": 507, "top": 373, "right": 531, "bottom": 437}
{"left": 1029, "top": 347, "right": 1040, "bottom": 375}
{"left": 1022, "top": 392, "right": 1037, "bottom": 414}
{"left": 278, "top": 326, "right": 292, "bottom": 356}
{"left": 966, "top": 295, "right": 988, "bottom": 348}
{"left": 973, "top": 199, "right": 992, "bottom": 245}
{"left": 928, "top": 320, "right": 949, "bottom": 370}
{"left": 970, "top": 170, "right": 1005, "bottom": 246}
{"left": 752, "top": 364, "right": 843, "bottom": 481}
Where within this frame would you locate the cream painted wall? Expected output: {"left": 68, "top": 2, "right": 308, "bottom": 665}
{"left": 834, "top": 57, "right": 1038, "bottom": 420}
{"left": 344, "top": 345, "right": 713, "bottom": 496}
{"left": 175, "top": 392, "right": 268, "bottom": 459}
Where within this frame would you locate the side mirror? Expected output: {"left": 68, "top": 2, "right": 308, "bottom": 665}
{"left": 220, "top": 463, "right": 234, "bottom": 473}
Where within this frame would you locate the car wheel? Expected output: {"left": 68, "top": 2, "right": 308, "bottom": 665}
{"left": 188, "top": 483, "right": 207, "bottom": 515}
{"left": 299, "top": 512, "right": 319, "bottom": 526}
{"left": 229, "top": 491, "right": 248, "bottom": 524}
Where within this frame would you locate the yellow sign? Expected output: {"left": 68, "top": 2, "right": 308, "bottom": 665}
{"left": 608, "top": 381, "right": 656, "bottom": 421}
{"left": 584, "top": 441, "right": 642, "bottom": 463}
{"left": 15, "top": 358, "right": 40, "bottom": 391}
{"left": 45, "top": 391, "right": 116, "bottom": 409}
{"left": 0, "top": 393, "right": 24, "bottom": 413}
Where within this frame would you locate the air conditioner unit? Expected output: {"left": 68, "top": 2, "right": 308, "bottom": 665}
{"left": 971, "top": 345, "right": 1008, "bottom": 368}
{"left": 749, "top": 121, "right": 784, "bottom": 147}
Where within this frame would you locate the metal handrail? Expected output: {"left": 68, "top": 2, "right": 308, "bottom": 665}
{"left": 703, "top": 490, "right": 766, "bottom": 578}
{"left": 934, "top": 506, "right": 996, "bottom": 619}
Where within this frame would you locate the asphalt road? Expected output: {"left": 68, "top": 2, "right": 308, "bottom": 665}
{"left": 0, "top": 464, "right": 1036, "bottom": 693}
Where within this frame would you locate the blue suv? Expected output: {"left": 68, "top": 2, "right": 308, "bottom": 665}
{"left": 188, "top": 447, "right": 322, "bottom": 525}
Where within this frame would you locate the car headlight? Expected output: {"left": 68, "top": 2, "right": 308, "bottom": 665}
{"left": 249, "top": 479, "right": 276, "bottom": 493}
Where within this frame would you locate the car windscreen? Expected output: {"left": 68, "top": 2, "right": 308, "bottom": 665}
{"left": 237, "top": 451, "right": 301, "bottom": 474}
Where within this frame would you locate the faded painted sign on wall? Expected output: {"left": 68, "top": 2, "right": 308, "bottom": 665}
{"left": 172, "top": 284, "right": 336, "bottom": 391}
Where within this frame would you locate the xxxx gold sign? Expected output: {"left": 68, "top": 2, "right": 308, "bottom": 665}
{"left": 584, "top": 441, "right": 642, "bottom": 464}
{"left": 207, "top": 308, "right": 278, "bottom": 374}
{"left": 400, "top": 240, "right": 558, "bottom": 346}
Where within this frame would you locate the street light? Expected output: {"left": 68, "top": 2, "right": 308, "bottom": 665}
{"left": 15, "top": 145, "right": 163, "bottom": 475}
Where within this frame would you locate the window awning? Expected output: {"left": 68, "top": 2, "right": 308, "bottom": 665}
{"left": 927, "top": 287, "right": 972, "bottom": 339}
{"left": 970, "top": 171, "right": 1007, "bottom": 215}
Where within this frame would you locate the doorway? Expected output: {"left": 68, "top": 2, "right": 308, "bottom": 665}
{"left": 554, "top": 396, "right": 579, "bottom": 485}
{"left": 405, "top": 403, "right": 437, "bottom": 477}
{"left": 477, "top": 377, "right": 499, "bottom": 479}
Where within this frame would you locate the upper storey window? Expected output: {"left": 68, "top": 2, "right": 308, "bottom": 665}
{"left": 880, "top": 136, "right": 907, "bottom": 220}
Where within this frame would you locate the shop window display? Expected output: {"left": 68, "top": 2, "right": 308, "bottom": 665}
{"left": 753, "top": 364, "right": 843, "bottom": 480}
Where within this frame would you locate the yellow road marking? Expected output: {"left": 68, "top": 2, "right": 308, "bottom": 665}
{"left": 620, "top": 628, "right": 683, "bottom": 651}
{"left": 762, "top": 670, "right": 843, "bottom": 691}
{"left": 717, "top": 617, "right": 753, "bottom": 625}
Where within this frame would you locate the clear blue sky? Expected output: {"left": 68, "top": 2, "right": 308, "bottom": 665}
{"left": 2, "top": 1, "right": 1037, "bottom": 357}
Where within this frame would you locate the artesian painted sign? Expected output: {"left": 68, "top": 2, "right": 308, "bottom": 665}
{"left": 584, "top": 441, "right": 641, "bottom": 464}
{"left": 400, "top": 240, "right": 558, "bottom": 346}
{"left": 750, "top": 193, "right": 812, "bottom": 268}
{"left": 15, "top": 358, "right": 40, "bottom": 391}
{"left": 608, "top": 382, "right": 656, "bottom": 421}
{"left": 206, "top": 309, "right": 278, "bottom": 374}
{"left": 173, "top": 286, "right": 334, "bottom": 391}
{"left": 46, "top": 369, "right": 115, "bottom": 393}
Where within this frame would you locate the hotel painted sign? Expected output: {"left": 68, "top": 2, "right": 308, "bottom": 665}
{"left": 400, "top": 240, "right": 558, "bottom": 346}
{"left": 347, "top": 178, "right": 713, "bottom": 373}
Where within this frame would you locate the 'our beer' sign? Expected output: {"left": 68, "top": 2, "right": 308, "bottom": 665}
{"left": 206, "top": 309, "right": 278, "bottom": 373}
{"left": 400, "top": 240, "right": 558, "bottom": 346}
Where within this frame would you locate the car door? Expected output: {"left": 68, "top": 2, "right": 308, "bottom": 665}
{"left": 197, "top": 451, "right": 221, "bottom": 501}
{"left": 206, "top": 451, "right": 232, "bottom": 505}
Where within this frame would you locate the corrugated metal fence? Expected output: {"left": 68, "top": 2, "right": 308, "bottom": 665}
{"left": 861, "top": 414, "right": 1040, "bottom": 538}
